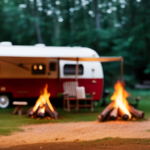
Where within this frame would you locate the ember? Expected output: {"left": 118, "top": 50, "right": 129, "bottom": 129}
{"left": 27, "top": 84, "right": 58, "bottom": 119}
{"left": 98, "top": 80, "right": 144, "bottom": 122}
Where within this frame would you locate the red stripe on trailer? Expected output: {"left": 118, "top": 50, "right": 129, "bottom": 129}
{"left": 0, "top": 78, "right": 103, "bottom": 100}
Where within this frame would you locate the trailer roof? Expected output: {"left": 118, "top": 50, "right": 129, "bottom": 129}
{"left": 0, "top": 45, "right": 99, "bottom": 58}
{"left": 0, "top": 45, "right": 122, "bottom": 63}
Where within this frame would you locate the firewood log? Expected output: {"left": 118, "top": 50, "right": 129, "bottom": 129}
{"left": 98, "top": 102, "right": 115, "bottom": 122}
{"left": 45, "top": 103, "right": 58, "bottom": 119}
{"left": 53, "top": 110, "right": 58, "bottom": 119}
{"left": 110, "top": 108, "right": 118, "bottom": 120}
{"left": 118, "top": 108, "right": 129, "bottom": 120}
{"left": 37, "top": 107, "right": 46, "bottom": 118}
{"left": 122, "top": 114, "right": 129, "bottom": 120}
{"left": 27, "top": 107, "right": 37, "bottom": 117}
{"left": 128, "top": 105, "right": 144, "bottom": 118}
{"left": 45, "top": 103, "right": 54, "bottom": 117}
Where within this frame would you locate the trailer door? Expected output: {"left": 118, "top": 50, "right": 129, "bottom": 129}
{"left": 47, "top": 59, "right": 58, "bottom": 98}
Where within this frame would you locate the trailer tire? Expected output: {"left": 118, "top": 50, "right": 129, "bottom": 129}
{"left": 0, "top": 95, "right": 10, "bottom": 108}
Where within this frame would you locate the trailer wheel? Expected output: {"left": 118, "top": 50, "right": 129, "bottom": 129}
{"left": 0, "top": 95, "right": 10, "bottom": 108}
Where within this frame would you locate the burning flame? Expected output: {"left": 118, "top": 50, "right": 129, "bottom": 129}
{"left": 111, "top": 80, "right": 132, "bottom": 119}
{"left": 33, "top": 84, "right": 54, "bottom": 113}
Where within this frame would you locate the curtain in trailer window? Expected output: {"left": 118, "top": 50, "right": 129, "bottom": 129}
{"left": 64, "top": 64, "right": 83, "bottom": 75}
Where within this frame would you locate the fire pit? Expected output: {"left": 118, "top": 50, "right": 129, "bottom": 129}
{"left": 27, "top": 84, "right": 58, "bottom": 119}
{"left": 98, "top": 81, "right": 144, "bottom": 122}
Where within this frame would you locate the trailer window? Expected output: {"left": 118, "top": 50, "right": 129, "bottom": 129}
{"left": 64, "top": 64, "right": 83, "bottom": 75}
{"left": 32, "top": 64, "right": 45, "bottom": 75}
{"left": 49, "top": 62, "right": 56, "bottom": 71}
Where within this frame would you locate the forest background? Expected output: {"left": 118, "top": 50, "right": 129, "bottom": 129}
{"left": 0, "top": 0, "right": 150, "bottom": 87}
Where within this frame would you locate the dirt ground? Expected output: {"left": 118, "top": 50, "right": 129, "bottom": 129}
{"left": 1, "top": 138, "right": 150, "bottom": 150}
{"left": 0, "top": 120, "right": 150, "bottom": 149}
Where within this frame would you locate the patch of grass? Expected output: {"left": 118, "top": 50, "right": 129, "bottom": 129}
{"left": 0, "top": 89, "right": 150, "bottom": 135}
{"left": 82, "top": 137, "right": 150, "bottom": 145}
{"left": 99, "top": 137, "right": 114, "bottom": 141}
{"left": 0, "top": 106, "right": 104, "bottom": 135}
{"left": 27, "top": 128, "right": 33, "bottom": 130}
{"left": 0, "top": 127, "right": 24, "bottom": 135}
{"left": 57, "top": 107, "right": 104, "bottom": 122}
{"left": 146, "top": 129, "right": 150, "bottom": 132}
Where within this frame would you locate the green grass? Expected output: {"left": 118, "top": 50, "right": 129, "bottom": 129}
{"left": 0, "top": 107, "right": 52, "bottom": 135}
{"left": 0, "top": 106, "right": 104, "bottom": 135}
{"left": 0, "top": 89, "right": 150, "bottom": 136}
{"left": 146, "top": 129, "right": 150, "bottom": 132}
{"left": 81, "top": 138, "right": 150, "bottom": 145}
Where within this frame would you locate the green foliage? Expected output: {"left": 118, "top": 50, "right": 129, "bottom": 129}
{"left": 144, "top": 62, "right": 150, "bottom": 74}
{"left": 0, "top": 0, "right": 150, "bottom": 86}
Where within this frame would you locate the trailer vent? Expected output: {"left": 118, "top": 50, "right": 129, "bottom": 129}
{"left": 34, "top": 43, "right": 45, "bottom": 47}
{"left": 49, "top": 62, "right": 56, "bottom": 71}
{"left": 0, "top": 41, "right": 12, "bottom": 46}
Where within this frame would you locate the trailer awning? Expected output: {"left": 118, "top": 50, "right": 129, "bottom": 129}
{"left": 59, "top": 57, "right": 122, "bottom": 62}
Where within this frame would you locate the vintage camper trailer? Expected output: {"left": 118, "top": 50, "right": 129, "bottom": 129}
{"left": 0, "top": 42, "right": 105, "bottom": 108}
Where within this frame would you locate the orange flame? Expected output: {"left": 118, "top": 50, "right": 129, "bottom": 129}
{"left": 111, "top": 81, "right": 132, "bottom": 119}
{"left": 33, "top": 84, "right": 54, "bottom": 112}
{"left": 39, "top": 106, "right": 45, "bottom": 113}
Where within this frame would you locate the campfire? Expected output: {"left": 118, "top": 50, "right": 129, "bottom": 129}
{"left": 98, "top": 81, "right": 144, "bottom": 122}
{"left": 27, "top": 84, "right": 58, "bottom": 119}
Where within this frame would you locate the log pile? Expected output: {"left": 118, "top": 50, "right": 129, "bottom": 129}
{"left": 98, "top": 80, "right": 144, "bottom": 122}
{"left": 27, "top": 84, "right": 58, "bottom": 119}
{"left": 27, "top": 104, "right": 58, "bottom": 119}
{"left": 98, "top": 102, "right": 144, "bottom": 122}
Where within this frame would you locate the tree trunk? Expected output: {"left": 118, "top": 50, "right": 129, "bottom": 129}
{"left": 54, "top": 19, "right": 60, "bottom": 45}
{"left": 34, "top": 0, "right": 43, "bottom": 43}
{"left": 93, "top": 0, "right": 100, "bottom": 51}
{"left": 93, "top": 0, "right": 100, "bottom": 29}
{"left": 130, "top": 1, "right": 136, "bottom": 28}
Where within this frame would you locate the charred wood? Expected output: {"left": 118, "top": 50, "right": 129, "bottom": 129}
{"left": 128, "top": 105, "right": 144, "bottom": 118}
{"left": 98, "top": 102, "right": 114, "bottom": 122}
{"left": 53, "top": 110, "right": 58, "bottom": 119}
{"left": 122, "top": 114, "right": 129, "bottom": 120}
{"left": 45, "top": 103, "right": 58, "bottom": 119}
{"left": 27, "top": 104, "right": 58, "bottom": 119}
{"left": 37, "top": 107, "right": 45, "bottom": 118}
{"left": 118, "top": 108, "right": 129, "bottom": 120}
{"left": 110, "top": 108, "right": 118, "bottom": 120}
{"left": 27, "top": 107, "right": 38, "bottom": 117}
{"left": 45, "top": 103, "right": 55, "bottom": 117}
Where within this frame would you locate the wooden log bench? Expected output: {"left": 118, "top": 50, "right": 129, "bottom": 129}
{"left": 12, "top": 101, "right": 28, "bottom": 115}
